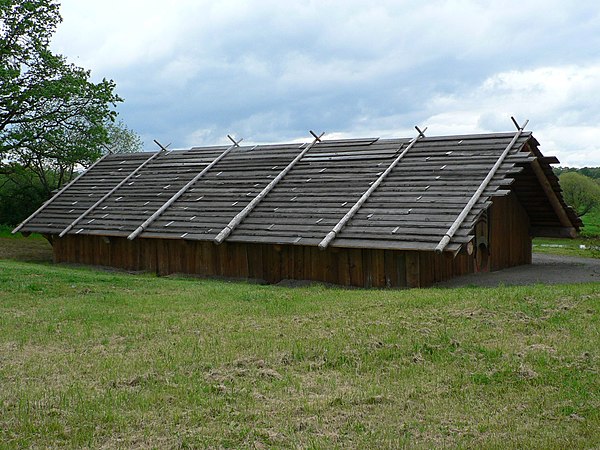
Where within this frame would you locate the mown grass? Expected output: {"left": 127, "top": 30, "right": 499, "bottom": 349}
{"left": 0, "top": 224, "right": 16, "bottom": 238}
{"left": 0, "top": 238, "right": 599, "bottom": 448}
{"left": 532, "top": 207, "right": 599, "bottom": 258}
{"left": 581, "top": 207, "right": 600, "bottom": 237}
{"left": 0, "top": 224, "right": 44, "bottom": 240}
{"left": 532, "top": 236, "right": 599, "bottom": 258}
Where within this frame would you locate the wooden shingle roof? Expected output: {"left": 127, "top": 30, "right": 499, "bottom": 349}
{"left": 15, "top": 130, "right": 581, "bottom": 253}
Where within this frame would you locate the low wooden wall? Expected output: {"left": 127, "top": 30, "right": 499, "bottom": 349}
{"left": 489, "top": 193, "right": 532, "bottom": 271}
{"left": 52, "top": 236, "right": 478, "bottom": 288}
{"left": 50, "top": 194, "right": 532, "bottom": 288}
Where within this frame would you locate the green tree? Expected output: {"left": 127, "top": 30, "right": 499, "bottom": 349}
{"left": 559, "top": 172, "right": 600, "bottom": 217}
{"left": 0, "top": 0, "right": 122, "bottom": 197}
{"left": 0, "top": 169, "right": 48, "bottom": 225}
{"left": 104, "top": 119, "right": 144, "bottom": 154}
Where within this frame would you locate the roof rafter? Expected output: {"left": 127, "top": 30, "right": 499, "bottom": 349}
{"left": 434, "top": 119, "right": 529, "bottom": 254}
{"left": 214, "top": 130, "right": 324, "bottom": 244}
{"left": 58, "top": 147, "right": 169, "bottom": 238}
{"left": 12, "top": 153, "right": 112, "bottom": 234}
{"left": 127, "top": 135, "right": 243, "bottom": 241}
{"left": 318, "top": 127, "right": 427, "bottom": 250}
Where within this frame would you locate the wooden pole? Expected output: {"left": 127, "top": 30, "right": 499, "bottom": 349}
{"left": 12, "top": 153, "right": 111, "bottom": 234}
{"left": 127, "top": 137, "right": 242, "bottom": 241}
{"left": 529, "top": 158, "right": 575, "bottom": 235}
{"left": 318, "top": 131, "right": 425, "bottom": 250}
{"left": 214, "top": 131, "right": 324, "bottom": 244}
{"left": 434, "top": 120, "right": 529, "bottom": 254}
{"left": 59, "top": 149, "right": 167, "bottom": 238}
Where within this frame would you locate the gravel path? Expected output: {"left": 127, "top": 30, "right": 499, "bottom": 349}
{"left": 436, "top": 253, "right": 600, "bottom": 287}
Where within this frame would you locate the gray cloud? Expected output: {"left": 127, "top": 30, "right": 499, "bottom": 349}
{"left": 53, "top": 0, "right": 600, "bottom": 165}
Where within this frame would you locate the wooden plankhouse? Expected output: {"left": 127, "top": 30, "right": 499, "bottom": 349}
{"left": 14, "top": 125, "right": 581, "bottom": 288}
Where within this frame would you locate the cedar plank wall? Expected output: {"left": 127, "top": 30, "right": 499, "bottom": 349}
{"left": 53, "top": 193, "right": 531, "bottom": 288}
{"left": 52, "top": 236, "right": 475, "bottom": 288}
{"left": 51, "top": 193, "right": 531, "bottom": 288}
{"left": 488, "top": 192, "right": 532, "bottom": 271}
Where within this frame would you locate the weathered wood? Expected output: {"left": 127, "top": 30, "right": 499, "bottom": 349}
{"left": 435, "top": 121, "right": 529, "bottom": 254}
{"left": 127, "top": 138, "right": 242, "bottom": 240}
{"left": 530, "top": 226, "right": 577, "bottom": 238}
{"left": 13, "top": 153, "right": 112, "bottom": 234}
{"left": 405, "top": 251, "right": 420, "bottom": 288}
{"left": 318, "top": 134, "right": 425, "bottom": 250}
{"left": 58, "top": 150, "right": 166, "bottom": 238}
{"left": 529, "top": 159, "right": 575, "bottom": 234}
{"left": 214, "top": 132, "right": 324, "bottom": 244}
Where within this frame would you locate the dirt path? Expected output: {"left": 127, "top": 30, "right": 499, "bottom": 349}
{"left": 436, "top": 253, "right": 600, "bottom": 287}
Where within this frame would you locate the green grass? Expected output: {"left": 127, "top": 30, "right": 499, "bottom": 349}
{"left": 0, "top": 238, "right": 599, "bottom": 448}
{"left": 532, "top": 206, "right": 599, "bottom": 257}
{"left": 532, "top": 236, "right": 599, "bottom": 258}
{"left": 0, "top": 224, "right": 44, "bottom": 239}
{"left": 0, "top": 224, "right": 15, "bottom": 237}
{"left": 581, "top": 207, "right": 600, "bottom": 237}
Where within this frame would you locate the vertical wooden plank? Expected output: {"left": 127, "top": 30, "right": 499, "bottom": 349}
{"left": 405, "top": 251, "right": 420, "bottom": 288}
{"left": 129, "top": 238, "right": 139, "bottom": 271}
{"left": 137, "top": 238, "right": 147, "bottom": 272}
{"left": 156, "top": 239, "right": 168, "bottom": 275}
{"left": 371, "top": 249, "right": 385, "bottom": 287}
{"left": 184, "top": 240, "right": 193, "bottom": 274}
{"left": 194, "top": 241, "right": 208, "bottom": 276}
{"left": 396, "top": 251, "right": 407, "bottom": 287}
{"left": 383, "top": 250, "right": 397, "bottom": 287}
{"left": 267, "top": 244, "right": 282, "bottom": 283}
{"left": 303, "top": 245, "right": 313, "bottom": 281}
{"left": 417, "top": 252, "right": 429, "bottom": 287}
{"left": 170, "top": 240, "right": 184, "bottom": 274}
{"left": 488, "top": 193, "right": 532, "bottom": 272}
{"left": 280, "top": 245, "right": 290, "bottom": 280}
{"left": 347, "top": 248, "right": 362, "bottom": 287}
{"left": 108, "top": 237, "right": 116, "bottom": 268}
{"left": 324, "top": 248, "right": 339, "bottom": 284}
{"left": 292, "top": 245, "right": 302, "bottom": 281}
{"left": 362, "top": 249, "right": 373, "bottom": 288}
{"left": 216, "top": 242, "right": 228, "bottom": 276}
{"left": 337, "top": 248, "right": 351, "bottom": 286}
{"left": 247, "top": 243, "right": 263, "bottom": 280}
{"left": 310, "top": 246, "right": 321, "bottom": 283}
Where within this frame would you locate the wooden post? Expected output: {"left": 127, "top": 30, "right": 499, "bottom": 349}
{"left": 529, "top": 159, "right": 576, "bottom": 236}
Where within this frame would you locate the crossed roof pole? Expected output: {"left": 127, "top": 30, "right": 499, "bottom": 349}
{"left": 14, "top": 118, "right": 537, "bottom": 254}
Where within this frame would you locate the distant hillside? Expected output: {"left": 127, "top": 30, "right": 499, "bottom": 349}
{"left": 553, "top": 167, "right": 600, "bottom": 180}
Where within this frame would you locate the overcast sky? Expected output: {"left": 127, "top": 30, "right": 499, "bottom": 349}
{"left": 52, "top": 0, "right": 600, "bottom": 166}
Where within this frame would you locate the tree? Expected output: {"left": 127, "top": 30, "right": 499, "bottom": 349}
{"left": 0, "top": 0, "right": 122, "bottom": 197}
{"left": 559, "top": 172, "right": 600, "bottom": 217}
{"left": 554, "top": 166, "right": 600, "bottom": 181}
{"left": 104, "top": 119, "right": 144, "bottom": 154}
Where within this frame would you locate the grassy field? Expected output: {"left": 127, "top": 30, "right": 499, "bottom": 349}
{"left": 0, "top": 237, "right": 599, "bottom": 448}
{"left": 532, "top": 207, "right": 599, "bottom": 257}
{"left": 532, "top": 236, "right": 599, "bottom": 258}
{"left": 581, "top": 207, "right": 600, "bottom": 237}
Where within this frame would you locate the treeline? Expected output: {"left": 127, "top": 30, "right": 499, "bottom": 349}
{"left": 554, "top": 167, "right": 600, "bottom": 180}
{"left": 0, "top": 172, "right": 49, "bottom": 226}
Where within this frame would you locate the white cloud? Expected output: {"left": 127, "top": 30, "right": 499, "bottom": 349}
{"left": 421, "top": 64, "right": 600, "bottom": 165}
{"left": 51, "top": 1, "right": 600, "bottom": 165}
